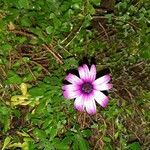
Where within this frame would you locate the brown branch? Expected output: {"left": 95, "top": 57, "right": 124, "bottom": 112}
{"left": 31, "top": 61, "right": 50, "bottom": 75}
{"left": 42, "top": 44, "right": 63, "bottom": 64}
{"left": 98, "top": 21, "right": 109, "bottom": 41}
{"left": 61, "top": 21, "right": 83, "bottom": 47}
{"left": 17, "top": 53, "right": 37, "bottom": 81}
{"left": 58, "top": 44, "right": 72, "bottom": 55}
{"left": 12, "top": 30, "right": 37, "bottom": 39}
{"left": 23, "top": 60, "right": 37, "bottom": 81}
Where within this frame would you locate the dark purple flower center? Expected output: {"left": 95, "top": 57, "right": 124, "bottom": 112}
{"left": 81, "top": 82, "right": 93, "bottom": 94}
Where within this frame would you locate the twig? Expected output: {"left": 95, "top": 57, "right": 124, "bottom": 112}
{"left": 51, "top": 44, "right": 62, "bottom": 59}
{"left": 81, "top": 112, "right": 86, "bottom": 129}
{"left": 65, "top": 24, "right": 83, "bottom": 48}
{"left": 124, "top": 88, "right": 133, "bottom": 100}
{"left": 12, "top": 30, "right": 36, "bottom": 39}
{"left": 128, "top": 61, "right": 144, "bottom": 70}
{"left": 57, "top": 44, "right": 72, "bottom": 55}
{"left": 0, "top": 66, "right": 7, "bottom": 78}
{"left": 17, "top": 54, "right": 36, "bottom": 80}
{"left": 94, "top": 114, "right": 107, "bottom": 150}
{"left": 8, "top": 51, "right": 12, "bottom": 69}
{"left": 42, "top": 44, "right": 63, "bottom": 64}
{"left": 98, "top": 21, "right": 109, "bottom": 41}
{"left": 94, "top": 135, "right": 105, "bottom": 150}
{"left": 61, "top": 21, "right": 83, "bottom": 47}
{"left": 93, "top": 16, "right": 140, "bottom": 31}
{"left": 32, "top": 57, "right": 48, "bottom": 61}
{"left": 23, "top": 60, "right": 37, "bottom": 81}
{"left": 92, "top": 16, "right": 107, "bottom": 19}
{"left": 31, "top": 61, "right": 50, "bottom": 75}
{"left": 133, "top": 131, "right": 141, "bottom": 142}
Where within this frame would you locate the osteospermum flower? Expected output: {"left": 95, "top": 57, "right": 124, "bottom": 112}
{"left": 62, "top": 64, "right": 112, "bottom": 115}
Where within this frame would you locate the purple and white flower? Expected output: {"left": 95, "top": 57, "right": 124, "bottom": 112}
{"left": 62, "top": 64, "right": 112, "bottom": 115}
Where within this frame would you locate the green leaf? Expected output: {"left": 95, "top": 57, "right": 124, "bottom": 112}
{"left": 46, "top": 26, "right": 54, "bottom": 34}
{"left": 103, "top": 137, "right": 111, "bottom": 142}
{"left": 2, "top": 137, "right": 11, "bottom": 150}
{"left": 1, "top": 44, "right": 12, "bottom": 54}
{"left": 72, "top": 139, "right": 79, "bottom": 150}
{"left": 75, "top": 134, "right": 89, "bottom": 150}
{"left": 18, "top": 0, "right": 29, "bottom": 9}
{"left": 91, "top": 0, "right": 101, "bottom": 6}
{"left": 5, "top": 71, "right": 22, "bottom": 84}
{"left": 21, "top": 16, "right": 31, "bottom": 27}
{"left": 128, "top": 142, "right": 141, "bottom": 150}
{"left": 82, "top": 129, "right": 92, "bottom": 137}
{"left": 0, "top": 106, "right": 9, "bottom": 115}
{"left": 48, "top": 127, "right": 58, "bottom": 141}
{"left": 29, "top": 87, "right": 46, "bottom": 97}
{"left": 4, "top": 116, "right": 10, "bottom": 132}
{"left": 87, "top": 4, "right": 95, "bottom": 15}
{"left": 31, "top": 27, "right": 46, "bottom": 42}
{"left": 33, "top": 128, "right": 47, "bottom": 139}
{"left": 23, "top": 74, "right": 33, "bottom": 82}
{"left": 54, "top": 141, "right": 69, "bottom": 150}
{"left": 141, "top": 48, "right": 150, "bottom": 60}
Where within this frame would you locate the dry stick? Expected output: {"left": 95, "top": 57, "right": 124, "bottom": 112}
{"left": 53, "top": 37, "right": 72, "bottom": 55}
{"left": 10, "top": 29, "right": 48, "bottom": 78}
{"left": 42, "top": 44, "right": 63, "bottom": 64}
{"left": 31, "top": 61, "right": 50, "bottom": 75}
{"left": 58, "top": 44, "right": 72, "bottom": 55}
{"left": 94, "top": 134, "right": 105, "bottom": 150}
{"left": 92, "top": 16, "right": 107, "bottom": 19}
{"left": 23, "top": 60, "right": 37, "bottom": 81}
{"left": 61, "top": 21, "right": 83, "bottom": 47}
{"left": 17, "top": 53, "right": 37, "bottom": 80}
{"left": 82, "top": 112, "right": 86, "bottom": 129}
{"left": 132, "top": 131, "right": 141, "bottom": 142}
{"left": 50, "top": 44, "right": 62, "bottom": 59}
{"left": 8, "top": 51, "right": 12, "bottom": 69}
{"left": 112, "top": 119, "right": 115, "bottom": 141}
{"left": 65, "top": 24, "right": 83, "bottom": 48}
{"left": 0, "top": 66, "right": 7, "bottom": 78}
{"left": 93, "top": 16, "right": 140, "bottom": 30}
{"left": 12, "top": 30, "right": 37, "bottom": 39}
{"left": 32, "top": 57, "right": 48, "bottom": 61}
{"left": 128, "top": 61, "right": 144, "bottom": 70}
{"left": 45, "top": 44, "right": 63, "bottom": 64}
{"left": 128, "top": 21, "right": 140, "bottom": 30}
{"left": 82, "top": 29, "right": 113, "bottom": 48}
{"left": 93, "top": 115, "right": 107, "bottom": 150}
{"left": 124, "top": 88, "right": 133, "bottom": 100}
{"left": 1, "top": 85, "right": 7, "bottom": 103}
{"left": 61, "top": 31, "right": 74, "bottom": 45}
{"left": 107, "top": 119, "right": 115, "bottom": 140}
{"left": 98, "top": 21, "right": 109, "bottom": 41}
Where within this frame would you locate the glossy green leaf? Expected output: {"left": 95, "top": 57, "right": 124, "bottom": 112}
{"left": 18, "top": 0, "right": 29, "bottom": 9}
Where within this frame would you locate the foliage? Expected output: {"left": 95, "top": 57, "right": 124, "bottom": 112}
{"left": 0, "top": 0, "right": 149, "bottom": 150}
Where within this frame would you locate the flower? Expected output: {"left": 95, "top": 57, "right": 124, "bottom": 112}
{"left": 62, "top": 64, "right": 112, "bottom": 115}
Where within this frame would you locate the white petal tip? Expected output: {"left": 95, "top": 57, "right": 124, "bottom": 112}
{"left": 88, "top": 111, "right": 96, "bottom": 115}
{"left": 101, "top": 98, "right": 109, "bottom": 108}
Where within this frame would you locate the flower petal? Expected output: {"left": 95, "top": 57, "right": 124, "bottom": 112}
{"left": 94, "top": 83, "right": 113, "bottom": 91}
{"left": 84, "top": 94, "right": 96, "bottom": 115}
{"left": 78, "top": 64, "right": 90, "bottom": 81}
{"left": 89, "top": 64, "right": 96, "bottom": 81}
{"left": 62, "top": 84, "right": 80, "bottom": 92}
{"left": 74, "top": 94, "right": 84, "bottom": 111}
{"left": 65, "top": 73, "right": 83, "bottom": 85}
{"left": 94, "top": 90, "right": 109, "bottom": 107}
{"left": 63, "top": 90, "right": 81, "bottom": 99}
{"left": 93, "top": 74, "right": 111, "bottom": 85}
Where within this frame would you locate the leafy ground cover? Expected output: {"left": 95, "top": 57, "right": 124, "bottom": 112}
{"left": 0, "top": 0, "right": 150, "bottom": 149}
